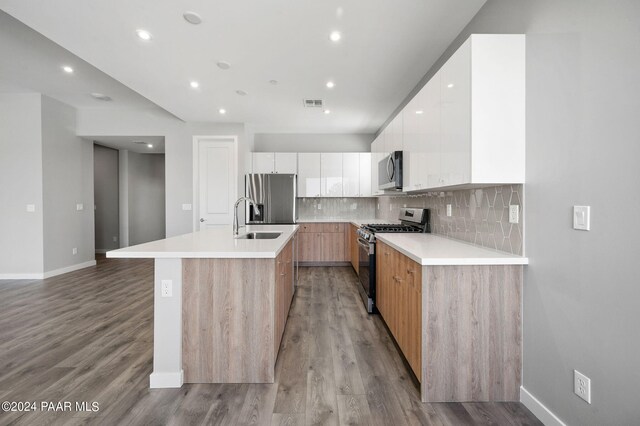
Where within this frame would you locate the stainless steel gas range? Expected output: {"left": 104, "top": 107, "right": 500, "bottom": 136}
{"left": 355, "top": 208, "right": 431, "bottom": 313}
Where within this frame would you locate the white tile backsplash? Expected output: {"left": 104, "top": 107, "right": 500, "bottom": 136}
{"left": 297, "top": 198, "right": 376, "bottom": 221}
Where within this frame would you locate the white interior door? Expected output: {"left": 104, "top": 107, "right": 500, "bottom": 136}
{"left": 196, "top": 138, "right": 237, "bottom": 229}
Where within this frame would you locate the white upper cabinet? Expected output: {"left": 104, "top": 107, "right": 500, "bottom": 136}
{"left": 252, "top": 152, "right": 275, "bottom": 173}
{"left": 399, "top": 34, "right": 525, "bottom": 192}
{"left": 370, "top": 136, "right": 383, "bottom": 195}
{"left": 390, "top": 112, "right": 404, "bottom": 152}
{"left": 359, "top": 153, "right": 372, "bottom": 197}
{"left": 342, "top": 153, "right": 360, "bottom": 197}
{"left": 320, "top": 153, "right": 343, "bottom": 197}
{"left": 440, "top": 39, "right": 471, "bottom": 187}
{"left": 297, "top": 153, "right": 321, "bottom": 197}
{"left": 274, "top": 152, "right": 297, "bottom": 174}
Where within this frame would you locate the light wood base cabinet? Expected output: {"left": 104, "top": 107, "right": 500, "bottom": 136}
{"left": 298, "top": 222, "right": 350, "bottom": 264}
{"left": 182, "top": 236, "right": 295, "bottom": 384}
{"left": 376, "top": 241, "right": 522, "bottom": 402}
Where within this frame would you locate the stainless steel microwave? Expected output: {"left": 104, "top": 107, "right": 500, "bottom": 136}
{"left": 378, "top": 151, "right": 403, "bottom": 190}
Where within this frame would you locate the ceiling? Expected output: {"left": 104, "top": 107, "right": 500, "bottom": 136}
{"left": 0, "top": 11, "right": 162, "bottom": 111}
{"left": 90, "top": 136, "right": 165, "bottom": 154}
{"left": 0, "top": 0, "right": 486, "bottom": 133}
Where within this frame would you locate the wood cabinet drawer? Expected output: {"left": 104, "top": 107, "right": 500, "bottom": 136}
{"left": 322, "top": 222, "right": 345, "bottom": 233}
{"left": 299, "top": 223, "right": 323, "bottom": 233}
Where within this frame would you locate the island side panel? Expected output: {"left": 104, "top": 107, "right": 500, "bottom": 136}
{"left": 182, "top": 258, "right": 275, "bottom": 383}
{"left": 150, "top": 258, "right": 184, "bottom": 388}
{"left": 421, "top": 264, "right": 522, "bottom": 402}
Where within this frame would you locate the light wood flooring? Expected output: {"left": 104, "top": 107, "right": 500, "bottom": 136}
{"left": 0, "top": 257, "right": 542, "bottom": 425}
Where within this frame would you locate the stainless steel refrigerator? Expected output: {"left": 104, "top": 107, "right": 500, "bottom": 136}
{"left": 245, "top": 174, "right": 297, "bottom": 224}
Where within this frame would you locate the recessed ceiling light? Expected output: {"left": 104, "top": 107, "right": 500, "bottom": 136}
{"left": 90, "top": 93, "right": 112, "bottom": 101}
{"left": 415, "top": 110, "right": 424, "bottom": 115}
{"left": 190, "top": 81, "right": 199, "bottom": 88}
{"left": 216, "top": 61, "right": 231, "bottom": 70}
{"left": 62, "top": 65, "right": 74, "bottom": 73}
{"left": 324, "top": 109, "right": 331, "bottom": 114}
{"left": 236, "top": 90, "right": 247, "bottom": 96}
{"left": 147, "top": 144, "right": 153, "bottom": 148}
{"left": 326, "top": 81, "right": 335, "bottom": 89}
{"left": 269, "top": 80, "right": 278, "bottom": 85}
{"left": 329, "top": 31, "right": 342, "bottom": 42}
{"left": 447, "top": 83, "right": 454, "bottom": 88}
{"left": 183, "top": 11, "right": 202, "bottom": 25}
{"left": 219, "top": 108, "right": 227, "bottom": 115}
{"left": 136, "top": 29, "right": 152, "bottom": 41}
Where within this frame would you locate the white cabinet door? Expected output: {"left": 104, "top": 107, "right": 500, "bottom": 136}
{"left": 421, "top": 72, "right": 442, "bottom": 189}
{"left": 390, "top": 112, "right": 404, "bottom": 152}
{"left": 402, "top": 95, "right": 421, "bottom": 191}
{"left": 320, "top": 153, "right": 343, "bottom": 197}
{"left": 342, "top": 153, "right": 360, "bottom": 197}
{"left": 274, "top": 153, "right": 297, "bottom": 174}
{"left": 297, "top": 153, "right": 321, "bottom": 197}
{"left": 440, "top": 39, "right": 471, "bottom": 187}
{"left": 359, "top": 153, "right": 372, "bottom": 197}
{"left": 371, "top": 137, "right": 382, "bottom": 195}
{"left": 252, "top": 153, "right": 275, "bottom": 173}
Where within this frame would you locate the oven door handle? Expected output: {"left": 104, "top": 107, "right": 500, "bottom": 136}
{"left": 357, "top": 238, "right": 373, "bottom": 254}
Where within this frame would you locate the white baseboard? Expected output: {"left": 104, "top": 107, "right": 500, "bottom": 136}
{"left": 150, "top": 370, "right": 184, "bottom": 388}
{"left": 42, "top": 260, "right": 97, "bottom": 279}
{"left": 2, "top": 260, "right": 97, "bottom": 280}
{"left": 521, "top": 386, "right": 567, "bottom": 426}
{"left": 0, "top": 273, "right": 43, "bottom": 280}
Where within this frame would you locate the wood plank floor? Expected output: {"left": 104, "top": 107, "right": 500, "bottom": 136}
{"left": 0, "top": 257, "right": 542, "bottom": 426}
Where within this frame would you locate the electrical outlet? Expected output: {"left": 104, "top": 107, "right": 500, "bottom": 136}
{"left": 509, "top": 205, "right": 520, "bottom": 224}
{"left": 446, "top": 204, "right": 452, "bottom": 217}
{"left": 182, "top": 204, "right": 192, "bottom": 211}
{"left": 317, "top": 203, "right": 322, "bottom": 210}
{"left": 113, "top": 236, "right": 118, "bottom": 242}
{"left": 72, "top": 248, "right": 78, "bottom": 255}
{"left": 389, "top": 204, "right": 392, "bottom": 211}
{"left": 574, "top": 370, "right": 591, "bottom": 404}
{"left": 377, "top": 203, "right": 380, "bottom": 210}
{"left": 161, "top": 280, "right": 173, "bottom": 297}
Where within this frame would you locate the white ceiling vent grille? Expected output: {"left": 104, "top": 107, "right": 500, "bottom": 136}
{"left": 303, "top": 99, "right": 323, "bottom": 108}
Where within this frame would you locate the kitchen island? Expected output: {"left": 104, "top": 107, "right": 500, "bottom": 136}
{"left": 107, "top": 225, "right": 298, "bottom": 388}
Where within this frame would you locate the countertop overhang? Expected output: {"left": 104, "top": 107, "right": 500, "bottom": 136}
{"left": 106, "top": 225, "right": 299, "bottom": 259}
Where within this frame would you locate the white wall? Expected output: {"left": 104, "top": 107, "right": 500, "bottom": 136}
{"left": 93, "top": 144, "right": 119, "bottom": 251}
{"left": 77, "top": 108, "right": 253, "bottom": 237}
{"left": 394, "top": 1, "right": 640, "bottom": 424}
{"left": 127, "top": 152, "right": 165, "bottom": 245}
{"left": 41, "top": 96, "right": 94, "bottom": 272}
{"left": 0, "top": 94, "right": 44, "bottom": 276}
{"left": 254, "top": 133, "right": 373, "bottom": 152}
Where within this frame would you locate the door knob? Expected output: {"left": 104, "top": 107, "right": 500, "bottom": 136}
{"left": 200, "top": 218, "right": 206, "bottom": 222}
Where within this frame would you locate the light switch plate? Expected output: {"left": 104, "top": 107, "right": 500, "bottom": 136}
{"left": 182, "top": 204, "right": 192, "bottom": 211}
{"left": 76, "top": 203, "right": 84, "bottom": 211}
{"left": 26, "top": 204, "right": 35, "bottom": 212}
{"left": 573, "top": 206, "right": 591, "bottom": 231}
{"left": 446, "top": 204, "right": 452, "bottom": 217}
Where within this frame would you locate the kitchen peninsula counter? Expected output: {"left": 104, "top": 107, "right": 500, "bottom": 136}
{"left": 107, "top": 225, "right": 299, "bottom": 388}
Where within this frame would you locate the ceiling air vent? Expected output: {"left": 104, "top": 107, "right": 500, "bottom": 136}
{"left": 133, "top": 141, "right": 147, "bottom": 145}
{"left": 303, "top": 99, "right": 323, "bottom": 108}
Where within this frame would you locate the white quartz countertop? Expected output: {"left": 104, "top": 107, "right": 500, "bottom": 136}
{"left": 106, "top": 225, "right": 298, "bottom": 259}
{"left": 375, "top": 233, "right": 529, "bottom": 266}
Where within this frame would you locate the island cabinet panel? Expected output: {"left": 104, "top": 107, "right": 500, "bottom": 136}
{"left": 182, "top": 257, "right": 275, "bottom": 383}
{"left": 181, "top": 237, "right": 296, "bottom": 385}
{"left": 376, "top": 241, "right": 523, "bottom": 402}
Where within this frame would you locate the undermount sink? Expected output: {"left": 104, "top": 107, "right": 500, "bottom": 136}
{"left": 236, "top": 232, "right": 282, "bottom": 240}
